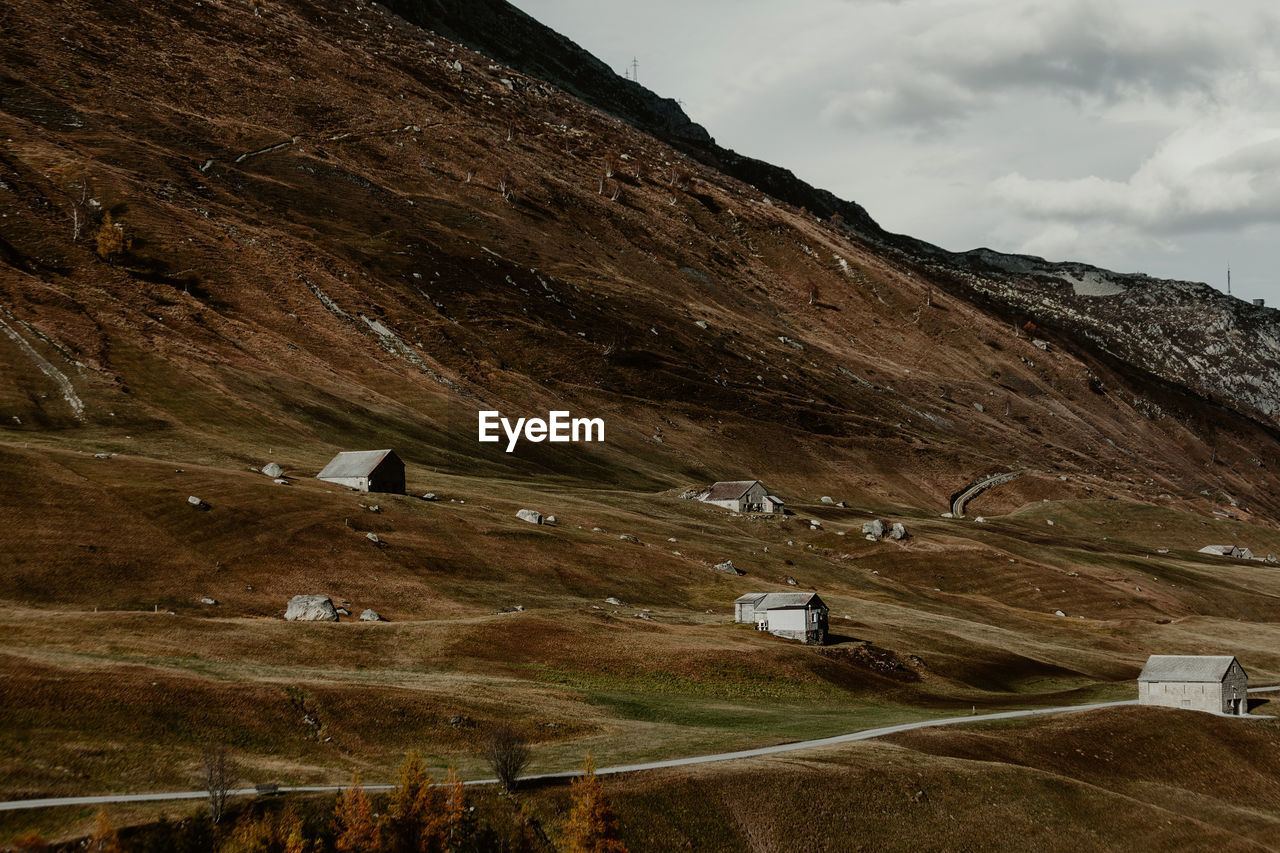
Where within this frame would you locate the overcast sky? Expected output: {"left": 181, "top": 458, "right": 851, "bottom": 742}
{"left": 511, "top": 0, "right": 1280, "bottom": 302}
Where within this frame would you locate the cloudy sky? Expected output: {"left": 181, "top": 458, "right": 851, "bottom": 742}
{"left": 512, "top": 0, "right": 1280, "bottom": 301}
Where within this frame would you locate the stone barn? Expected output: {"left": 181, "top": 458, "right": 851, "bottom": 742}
{"left": 734, "top": 592, "right": 828, "bottom": 644}
{"left": 316, "top": 449, "right": 405, "bottom": 494}
{"left": 702, "top": 480, "right": 783, "bottom": 513}
{"left": 1137, "top": 655, "right": 1249, "bottom": 715}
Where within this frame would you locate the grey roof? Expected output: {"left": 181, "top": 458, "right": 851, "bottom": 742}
{"left": 1138, "top": 655, "right": 1241, "bottom": 683}
{"left": 734, "top": 592, "right": 824, "bottom": 610}
{"left": 1198, "top": 545, "right": 1235, "bottom": 555}
{"left": 764, "top": 495, "right": 785, "bottom": 504}
{"left": 317, "top": 449, "right": 397, "bottom": 479}
{"left": 705, "top": 480, "right": 761, "bottom": 501}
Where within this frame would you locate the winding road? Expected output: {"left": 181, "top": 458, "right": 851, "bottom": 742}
{"left": 4, "top": 687, "right": 1275, "bottom": 813}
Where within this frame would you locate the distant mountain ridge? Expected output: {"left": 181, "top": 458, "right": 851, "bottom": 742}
{"left": 385, "top": 0, "right": 1280, "bottom": 429}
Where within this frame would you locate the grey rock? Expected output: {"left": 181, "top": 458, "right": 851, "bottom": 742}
{"left": 712, "top": 559, "right": 744, "bottom": 575}
{"left": 605, "top": 597, "right": 625, "bottom": 606}
{"left": 820, "top": 496, "right": 834, "bottom": 504}
{"left": 516, "top": 509, "right": 543, "bottom": 524}
{"left": 889, "top": 522, "right": 908, "bottom": 540}
{"left": 285, "top": 594, "right": 338, "bottom": 622}
{"left": 836, "top": 501, "right": 847, "bottom": 507}
{"left": 809, "top": 519, "right": 822, "bottom": 529}
{"left": 335, "top": 607, "right": 350, "bottom": 616}
{"left": 274, "top": 478, "right": 289, "bottom": 485}
{"left": 1033, "top": 339, "right": 1049, "bottom": 350}
{"left": 973, "top": 403, "right": 984, "bottom": 413}
{"left": 262, "top": 462, "right": 283, "bottom": 478}
{"left": 619, "top": 534, "right": 639, "bottom": 543}
{"left": 866, "top": 534, "right": 878, "bottom": 541}
{"left": 861, "top": 519, "right": 886, "bottom": 538}
{"left": 200, "top": 597, "right": 218, "bottom": 605}
{"left": 94, "top": 452, "right": 112, "bottom": 459}
{"left": 785, "top": 576, "right": 798, "bottom": 586}
{"left": 1054, "top": 610, "right": 1066, "bottom": 617}
{"left": 422, "top": 493, "right": 437, "bottom": 500}
{"left": 366, "top": 532, "right": 381, "bottom": 544}
{"left": 546, "top": 515, "right": 557, "bottom": 524}
{"left": 188, "top": 496, "right": 208, "bottom": 510}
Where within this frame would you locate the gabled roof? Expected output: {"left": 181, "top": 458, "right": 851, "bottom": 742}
{"left": 734, "top": 592, "right": 824, "bottom": 610}
{"left": 705, "top": 480, "right": 761, "bottom": 501}
{"left": 317, "top": 449, "right": 398, "bottom": 479}
{"left": 1138, "top": 655, "right": 1241, "bottom": 683}
{"left": 764, "top": 495, "right": 785, "bottom": 504}
{"left": 1198, "top": 545, "right": 1236, "bottom": 555}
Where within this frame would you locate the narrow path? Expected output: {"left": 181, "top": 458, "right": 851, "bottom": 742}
{"left": 950, "top": 470, "right": 1024, "bottom": 517}
{"left": 5, "top": 688, "right": 1274, "bottom": 812}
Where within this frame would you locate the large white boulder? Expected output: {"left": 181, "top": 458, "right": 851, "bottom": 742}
{"left": 516, "top": 509, "right": 543, "bottom": 524}
{"left": 285, "top": 594, "right": 339, "bottom": 622}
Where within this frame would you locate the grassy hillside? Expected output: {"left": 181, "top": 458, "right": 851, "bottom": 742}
{"left": 4, "top": 0, "right": 1280, "bottom": 847}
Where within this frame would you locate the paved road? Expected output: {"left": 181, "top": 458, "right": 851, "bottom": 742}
{"left": 5, "top": 688, "right": 1274, "bottom": 813}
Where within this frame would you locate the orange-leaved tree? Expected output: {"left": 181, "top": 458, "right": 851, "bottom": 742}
{"left": 332, "top": 775, "right": 381, "bottom": 852}
{"left": 562, "top": 755, "right": 627, "bottom": 853}
{"left": 88, "top": 810, "right": 121, "bottom": 853}
{"left": 382, "top": 750, "right": 447, "bottom": 853}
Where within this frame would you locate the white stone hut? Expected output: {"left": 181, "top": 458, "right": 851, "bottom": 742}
{"left": 734, "top": 592, "right": 828, "bottom": 644}
{"left": 316, "top": 449, "right": 405, "bottom": 494}
{"left": 1137, "top": 654, "right": 1249, "bottom": 715}
{"left": 1198, "top": 544, "right": 1255, "bottom": 560}
{"left": 701, "top": 480, "right": 783, "bottom": 513}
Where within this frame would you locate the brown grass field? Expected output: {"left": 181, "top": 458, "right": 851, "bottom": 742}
{"left": 4, "top": 0, "right": 1280, "bottom": 847}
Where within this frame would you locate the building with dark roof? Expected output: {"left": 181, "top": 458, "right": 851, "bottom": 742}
{"left": 701, "top": 480, "right": 784, "bottom": 513}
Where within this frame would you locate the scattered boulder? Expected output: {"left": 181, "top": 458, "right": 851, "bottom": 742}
{"left": 785, "top": 576, "right": 798, "bottom": 586}
{"left": 262, "top": 462, "right": 283, "bottom": 478}
{"left": 1033, "top": 339, "right": 1049, "bottom": 350}
{"left": 1054, "top": 610, "right": 1066, "bottom": 617}
{"left": 366, "top": 532, "right": 381, "bottom": 544}
{"left": 941, "top": 512, "right": 954, "bottom": 519}
{"left": 188, "top": 496, "right": 209, "bottom": 510}
{"left": 335, "top": 607, "right": 350, "bottom": 616}
{"left": 604, "top": 597, "right": 625, "bottom": 606}
{"left": 274, "top": 478, "right": 289, "bottom": 485}
{"left": 809, "top": 519, "right": 822, "bottom": 529}
{"left": 422, "top": 493, "right": 438, "bottom": 501}
{"left": 361, "top": 504, "right": 381, "bottom": 513}
{"left": 619, "top": 534, "right": 639, "bottom": 543}
{"left": 865, "top": 534, "right": 878, "bottom": 541}
{"left": 667, "top": 537, "right": 677, "bottom": 543}
{"left": 200, "top": 597, "right": 218, "bottom": 606}
{"left": 635, "top": 612, "right": 651, "bottom": 620}
{"left": 861, "top": 519, "right": 886, "bottom": 538}
{"left": 889, "top": 522, "right": 907, "bottom": 541}
{"left": 836, "top": 501, "right": 847, "bottom": 508}
{"left": 516, "top": 509, "right": 543, "bottom": 524}
{"left": 546, "top": 515, "right": 557, "bottom": 524}
{"left": 712, "top": 560, "right": 744, "bottom": 576}
{"left": 285, "top": 595, "right": 338, "bottom": 622}
{"left": 975, "top": 516, "right": 987, "bottom": 523}
{"left": 93, "top": 452, "right": 112, "bottom": 460}
{"left": 820, "top": 496, "right": 834, "bottom": 504}
{"left": 1046, "top": 519, "right": 1055, "bottom": 526}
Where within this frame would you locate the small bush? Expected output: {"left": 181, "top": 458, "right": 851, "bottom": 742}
{"left": 95, "top": 213, "right": 131, "bottom": 261}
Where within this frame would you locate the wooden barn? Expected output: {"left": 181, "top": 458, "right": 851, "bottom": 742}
{"left": 1137, "top": 654, "right": 1249, "bottom": 715}
{"left": 701, "top": 480, "right": 784, "bottom": 513}
{"left": 734, "top": 592, "right": 828, "bottom": 644}
{"left": 316, "top": 449, "right": 405, "bottom": 494}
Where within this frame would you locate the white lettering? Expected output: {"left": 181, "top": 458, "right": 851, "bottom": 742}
{"left": 548, "top": 410, "right": 571, "bottom": 442}
{"left": 573, "top": 416, "right": 604, "bottom": 442}
{"left": 502, "top": 417, "right": 525, "bottom": 453}
{"left": 478, "top": 410, "right": 501, "bottom": 443}
{"left": 480, "top": 411, "right": 605, "bottom": 452}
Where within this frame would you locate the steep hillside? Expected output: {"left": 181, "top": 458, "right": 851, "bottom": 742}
{"left": 4, "top": 0, "right": 1280, "bottom": 847}
{"left": 389, "top": 0, "right": 1280, "bottom": 433}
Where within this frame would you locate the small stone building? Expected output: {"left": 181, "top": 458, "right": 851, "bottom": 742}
{"left": 734, "top": 592, "right": 828, "bottom": 644}
{"left": 316, "top": 449, "right": 405, "bottom": 494}
{"left": 1198, "top": 544, "right": 1255, "bottom": 560}
{"left": 702, "top": 480, "right": 784, "bottom": 513}
{"left": 1137, "top": 654, "right": 1249, "bottom": 715}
